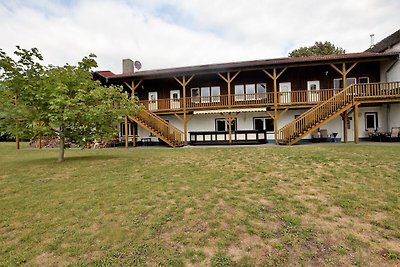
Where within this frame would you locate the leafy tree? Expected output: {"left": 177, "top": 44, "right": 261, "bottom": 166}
{"left": 288, "top": 41, "right": 345, "bottom": 57}
{"left": 0, "top": 47, "right": 140, "bottom": 162}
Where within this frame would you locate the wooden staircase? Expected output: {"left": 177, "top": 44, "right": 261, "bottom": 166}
{"left": 128, "top": 110, "right": 184, "bottom": 148}
{"left": 278, "top": 81, "right": 400, "bottom": 145}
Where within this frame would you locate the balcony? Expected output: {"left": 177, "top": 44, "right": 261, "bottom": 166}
{"left": 139, "top": 89, "right": 341, "bottom": 113}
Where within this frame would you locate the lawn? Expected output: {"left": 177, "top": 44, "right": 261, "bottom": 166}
{"left": 0, "top": 142, "right": 399, "bottom": 266}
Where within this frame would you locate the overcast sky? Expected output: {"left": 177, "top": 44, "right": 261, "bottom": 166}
{"left": 1, "top": 0, "right": 399, "bottom": 73}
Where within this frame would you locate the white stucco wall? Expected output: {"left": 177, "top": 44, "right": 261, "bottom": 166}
{"left": 124, "top": 103, "right": 397, "bottom": 144}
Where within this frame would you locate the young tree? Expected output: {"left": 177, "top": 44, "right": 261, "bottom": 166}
{"left": 0, "top": 47, "right": 140, "bottom": 162}
{"left": 288, "top": 41, "right": 345, "bottom": 57}
{"left": 0, "top": 47, "right": 45, "bottom": 148}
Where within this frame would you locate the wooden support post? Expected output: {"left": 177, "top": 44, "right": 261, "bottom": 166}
{"left": 133, "top": 123, "right": 137, "bottom": 147}
{"left": 354, "top": 103, "right": 359, "bottom": 144}
{"left": 174, "top": 75, "right": 194, "bottom": 145}
{"left": 343, "top": 110, "right": 348, "bottom": 143}
{"left": 262, "top": 68, "right": 286, "bottom": 145}
{"left": 218, "top": 71, "right": 240, "bottom": 109}
{"left": 228, "top": 116, "right": 232, "bottom": 145}
{"left": 183, "top": 76, "right": 187, "bottom": 144}
{"left": 124, "top": 116, "right": 129, "bottom": 148}
{"left": 273, "top": 69, "right": 278, "bottom": 145}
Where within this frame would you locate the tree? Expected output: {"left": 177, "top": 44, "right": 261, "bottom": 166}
{"left": 288, "top": 41, "right": 345, "bottom": 57}
{"left": 0, "top": 47, "right": 140, "bottom": 162}
{"left": 0, "top": 47, "right": 45, "bottom": 148}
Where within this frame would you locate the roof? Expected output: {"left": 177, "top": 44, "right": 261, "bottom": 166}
{"left": 366, "top": 29, "right": 400, "bottom": 53}
{"left": 94, "top": 71, "right": 115, "bottom": 77}
{"left": 95, "top": 52, "right": 399, "bottom": 81}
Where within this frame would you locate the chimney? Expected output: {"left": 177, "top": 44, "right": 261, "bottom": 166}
{"left": 122, "top": 58, "right": 134, "bottom": 74}
{"left": 370, "top": 34, "right": 375, "bottom": 48}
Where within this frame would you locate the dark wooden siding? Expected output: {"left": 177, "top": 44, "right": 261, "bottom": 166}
{"left": 136, "top": 62, "right": 381, "bottom": 100}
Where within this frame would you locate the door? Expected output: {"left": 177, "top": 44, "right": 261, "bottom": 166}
{"left": 344, "top": 116, "right": 354, "bottom": 142}
{"left": 279, "top": 82, "right": 291, "bottom": 103}
{"left": 307, "top": 81, "right": 320, "bottom": 102}
{"left": 148, "top": 92, "right": 158, "bottom": 111}
{"left": 170, "top": 90, "right": 180, "bottom": 109}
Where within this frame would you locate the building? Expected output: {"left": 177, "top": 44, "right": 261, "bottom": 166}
{"left": 94, "top": 31, "right": 400, "bottom": 147}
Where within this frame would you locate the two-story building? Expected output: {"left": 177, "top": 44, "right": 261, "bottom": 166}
{"left": 94, "top": 30, "right": 400, "bottom": 147}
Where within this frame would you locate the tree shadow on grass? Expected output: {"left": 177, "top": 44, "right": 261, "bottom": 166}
{"left": 26, "top": 154, "right": 122, "bottom": 165}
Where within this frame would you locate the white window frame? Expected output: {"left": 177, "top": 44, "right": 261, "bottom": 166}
{"left": 191, "top": 88, "right": 200, "bottom": 103}
{"left": 215, "top": 118, "right": 237, "bottom": 132}
{"left": 365, "top": 112, "right": 378, "bottom": 130}
{"left": 359, "top": 77, "right": 369, "bottom": 84}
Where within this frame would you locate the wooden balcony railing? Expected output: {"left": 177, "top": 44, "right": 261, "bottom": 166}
{"left": 139, "top": 89, "right": 344, "bottom": 112}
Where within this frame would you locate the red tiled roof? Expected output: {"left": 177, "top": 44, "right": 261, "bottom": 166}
{"left": 99, "top": 52, "right": 399, "bottom": 81}
{"left": 94, "top": 71, "right": 115, "bottom": 78}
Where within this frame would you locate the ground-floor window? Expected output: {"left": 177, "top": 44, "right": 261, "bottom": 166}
{"left": 120, "top": 122, "right": 136, "bottom": 136}
{"left": 215, "top": 118, "right": 237, "bottom": 131}
{"left": 253, "top": 117, "right": 274, "bottom": 131}
{"left": 365, "top": 112, "right": 378, "bottom": 130}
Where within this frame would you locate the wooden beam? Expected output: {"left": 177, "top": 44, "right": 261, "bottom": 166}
{"left": 330, "top": 64, "right": 343, "bottom": 75}
{"left": 262, "top": 69, "right": 274, "bottom": 80}
{"left": 124, "top": 116, "right": 129, "bottom": 148}
{"left": 133, "top": 80, "right": 142, "bottom": 91}
{"left": 174, "top": 113, "right": 184, "bottom": 122}
{"left": 354, "top": 103, "right": 359, "bottom": 144}
{"left": 218, "top": 73, "right": 229, "bottom": 83}
{"left": 266, "top": 110, "right": 274, "bottom": 119}
{"left": 231, "top": 71, "right": 241, "bottom": 81}
{"left": 227, "top": 72, "right": 231, "bottom": 107}
{"left": 278, "top": 108, "right": 289, "bottom": 118}
{"left": 273, "top": 68, "right": 278, "bottom": 145}
{"left": 342, "top": 110, "right": 348, "bottom": 143}
{"left": 133, "top": 123, "right": 137, "bottom": 147}
{"left": 276, "top": 67, "right": 287, "bottom": 80}
{"left": 345, "top": 62, "right": 357, "bottom": 75}
{"left": 186, "top": 75, "right": 195, "bottom": 86}
{"left": 174, "top": 77, "right": 184, "bottom": 87}
{"left": 124, "top": 81, "right": 133, "bottom": 91}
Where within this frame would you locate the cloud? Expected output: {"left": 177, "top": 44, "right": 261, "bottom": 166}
{"left": 0, "top": 0, "right": 399, "bottom": 73}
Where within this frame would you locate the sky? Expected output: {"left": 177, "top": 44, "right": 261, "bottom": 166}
{"left": 0, "top": 0, "right": 399, "bottom": 73}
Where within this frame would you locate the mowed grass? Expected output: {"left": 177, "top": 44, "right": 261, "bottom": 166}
{"left": 0, "top": 142, "right": 399, "bottom": 267}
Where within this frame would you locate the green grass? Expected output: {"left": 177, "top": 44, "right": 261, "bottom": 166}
{"left": 0, "top": 142, "right": 399, "bottom": 266}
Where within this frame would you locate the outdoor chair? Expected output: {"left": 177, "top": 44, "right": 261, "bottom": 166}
{"left": 389, "top": 127, "right": 400, "bottom": 142}
{"left": 320, "top": 129, "right": 328, "bottom": 142}
{"left": 311, "top": 131, "right": 320, "bottom": 143}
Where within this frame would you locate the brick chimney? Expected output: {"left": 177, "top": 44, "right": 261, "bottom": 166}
{"left": 122, "top": 59, "right": 134, "bottom": 74}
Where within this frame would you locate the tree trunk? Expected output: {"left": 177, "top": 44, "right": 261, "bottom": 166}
{"left": 58, "top": 136, "right": 65, "bottom": 162}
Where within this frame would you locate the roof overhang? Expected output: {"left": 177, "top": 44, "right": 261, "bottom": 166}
{"left": 99, "top": 52, "right": 400, "bottom": 82}
{"left": 194, "top": 107, "right": 267, "bottom": 115}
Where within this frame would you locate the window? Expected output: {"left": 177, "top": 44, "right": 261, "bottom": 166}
{"left": 201, "top": 87, "right": 211, "bottom": 103}
{"left": 359, "top": 77, "right": 369, "bottom": 84}
{"left": 334, "top": 78, "right": 357, "bottom": 89}
{"left": 253, "top": 117, "right": 274, "bottom": 131}
{"left": 365, "top": 112, "right": 378, "bottom": 130}
{"left": 120, "top": 122, "right": 134, "bottom": 136}
{"left": 211, "top": 86, "right": 221, "bottom": 102}
{"left": 256, "top": 83, "right": 267, "bottom": 99}
{"left": 191, "top": 88, "right": 200, "bottom": 103}
{"left": 215, "top": 118, "right": 237, "bottom": 132}
{"left": 234, "top": 85, "right": 245, "bottom": 101}
{"left": 245, "top": 84, "right": 256, "bottom": 100}
{"left": 235, "top": 83, "right": 267, "bottom": 101}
